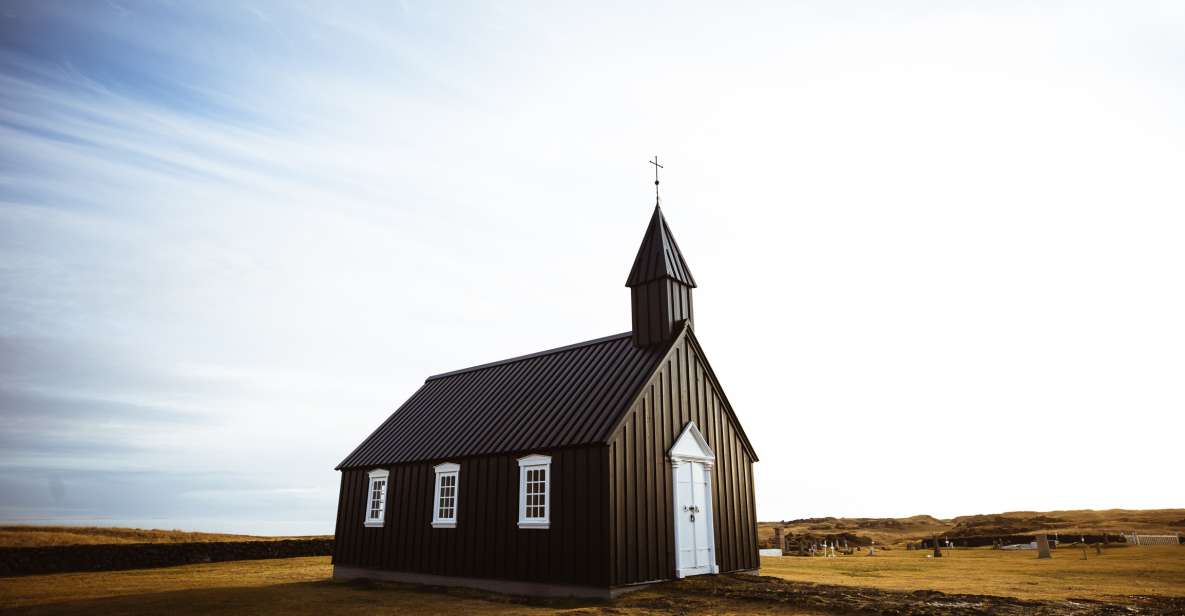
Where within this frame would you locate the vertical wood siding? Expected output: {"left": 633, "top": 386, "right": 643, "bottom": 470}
{"left": 333, "top": 446, "right": 609, "bottom": 588}
{"left": 607, "top": 334, "right": 758, "bottom": 585}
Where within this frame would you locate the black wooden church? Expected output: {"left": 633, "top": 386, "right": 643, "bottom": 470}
{"left": 332, "top": 192, "right": 759, "bottom": 597}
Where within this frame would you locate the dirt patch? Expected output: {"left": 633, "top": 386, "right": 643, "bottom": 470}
{"left": 661, "top": 573, "right": 1185, "bottom": 615}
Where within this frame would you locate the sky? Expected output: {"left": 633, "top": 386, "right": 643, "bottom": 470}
{"left": 1, "top": 1, "right": 1183, "bottom": 535}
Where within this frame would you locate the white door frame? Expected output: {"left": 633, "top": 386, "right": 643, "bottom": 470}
{"left": 669, "top": 422, "right": 719, "bottom": 578}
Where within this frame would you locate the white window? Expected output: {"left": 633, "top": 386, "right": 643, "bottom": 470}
{"left": 432, "top": 462, "right": 459, "bottom": 528}
{"left": 517, "top": 454, "right": 551, "bottom": 529}
{"left": 364, "top": 469, "right": 389, "bottom": 527}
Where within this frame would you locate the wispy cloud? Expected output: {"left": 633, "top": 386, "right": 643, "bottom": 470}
{"left": 2, "top": 1, "right": 1184, "bottom": 531}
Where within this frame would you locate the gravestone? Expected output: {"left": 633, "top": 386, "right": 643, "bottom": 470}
{"left": 932, "top": 535, "right": 942, "bottom": 558}
{"left": 1037, "top": 534, "right": 1052, "bottom": 559}
{"left": 774, "top": 527, "right": 783, "bottom": 553}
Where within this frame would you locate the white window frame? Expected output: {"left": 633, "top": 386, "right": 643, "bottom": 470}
{"left": 517, "top": 454, "right": 551, "bottom": 529}
{"left": 364, "top": 469, "right": 389, "bottom": 528}
{"left": 432, "top": 462, "right": 459, "bottom": 528}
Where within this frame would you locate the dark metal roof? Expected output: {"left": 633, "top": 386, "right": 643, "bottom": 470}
{"left": 337, "top": 332, "right": 670, "bottom": 469}
{"left": 625, "top": 204, "right": 697, "bottom": 288}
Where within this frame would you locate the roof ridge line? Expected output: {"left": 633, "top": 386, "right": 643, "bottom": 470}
{"left": 424, "top": 331, "right": 633, "bottom": 382}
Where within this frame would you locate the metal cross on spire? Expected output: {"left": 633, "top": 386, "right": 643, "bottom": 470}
{"left": 649, "top": 155, "right": 663, "bottom": 203}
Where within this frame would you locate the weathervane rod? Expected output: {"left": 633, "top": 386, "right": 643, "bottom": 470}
{"left": 649, "top": 155, "right": 663, "bottom": 204}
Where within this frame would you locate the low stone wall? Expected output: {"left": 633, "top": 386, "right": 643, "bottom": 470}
{"left": 773, "top": 531, "right": 874, "bottom": 550}
{"left": 919, "top": 534, "right": 1160, "bottom": 548}
{"left": 0, "top": 538, "right": 334, "bottom": 576}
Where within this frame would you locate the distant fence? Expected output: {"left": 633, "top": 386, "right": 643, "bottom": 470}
{"left": 1124, "top": 534, "right": 1181, "bottom": 546}
{"left": 0, "top": 538, "right": 334, "bottom": 577}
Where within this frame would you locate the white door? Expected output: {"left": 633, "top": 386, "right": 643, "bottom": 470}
{"left": 675, "top": 461, "right": 712, "bottom": 575}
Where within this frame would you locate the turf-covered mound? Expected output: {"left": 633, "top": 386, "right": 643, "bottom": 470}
{"left": 0, "top": 538, "right": 333, "bottom": 576}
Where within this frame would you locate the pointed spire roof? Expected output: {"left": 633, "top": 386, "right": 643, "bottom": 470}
{"left": 625, "top": 204, "right": 697, "bottom": 288}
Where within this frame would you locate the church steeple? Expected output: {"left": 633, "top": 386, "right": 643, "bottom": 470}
{"left": 626, "top": 204, "right": 696, "bottom": 347}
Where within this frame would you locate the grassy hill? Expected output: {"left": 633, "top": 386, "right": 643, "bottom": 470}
{"left": 0, "top": 526, "right": 331, "bottom": 548}
{"left": 945, "top": 509, "right": 1185, "bottom": 537}
{"left": 759, "top": 508, "right": 1185, "bottom": 546}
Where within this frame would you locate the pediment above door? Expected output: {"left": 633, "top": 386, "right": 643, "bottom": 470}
{"left": 669, "top": 422, "right": 715, "bottom": 463}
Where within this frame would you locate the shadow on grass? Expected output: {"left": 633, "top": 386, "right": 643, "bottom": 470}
{"left": 2, "top": 578, "right": 613, "bottom": 616}
{"left": 2, "top": 576, "right": 836, "bottom": 616}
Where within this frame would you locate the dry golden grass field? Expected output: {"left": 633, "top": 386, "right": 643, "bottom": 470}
{"left": 0, "top": 526, "right": 330, "bottom": 548}
{"left": 2, "top": 547, "right": 1184, "bottom": 615}
{"left": 0, "top": 556, "right": 820, "bottom": 615}
{"left": 760, "top": 544, "right": 1185, "bottom": 603}
{"left": 2, "top": 516, "right": 1182, "bottom": 614}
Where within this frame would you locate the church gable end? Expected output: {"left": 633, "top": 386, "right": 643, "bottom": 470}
{"left": 606, "top": 325, "right": 759, "bottom": 586}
